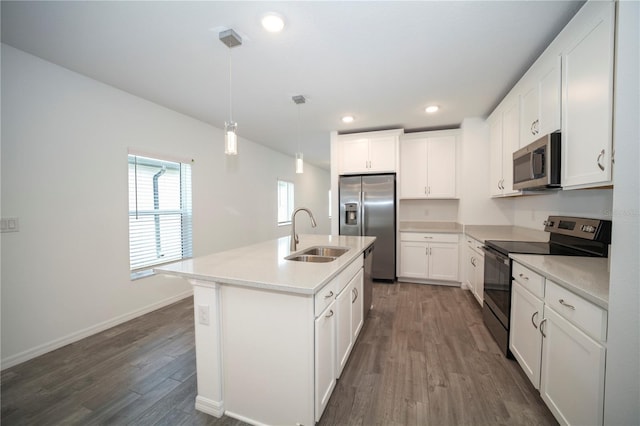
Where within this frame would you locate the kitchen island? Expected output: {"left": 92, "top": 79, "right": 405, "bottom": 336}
{"left": 155, "top": 234, "right": 376, "bottom": 426}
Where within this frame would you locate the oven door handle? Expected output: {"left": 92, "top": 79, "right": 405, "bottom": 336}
{"left": 481, "top": 246, "right": 510, "bottom": 265}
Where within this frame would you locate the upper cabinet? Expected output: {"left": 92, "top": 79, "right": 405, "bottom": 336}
{"left": 519, "top": 55, "right": 562, "bottom": 147}
{"left": 400, "top": 130, "right": 458, "bottom": 199}
{"left": 561, "top": 1, "right": 615, "bottom": 189}
{"left": 489, "top": 97, "right": 521, "bottom": 197}
{"left": 487, "top": 0, "right": 616, "bottom": 192}
{"left": 337, "top": 129, "right": 400, "bottom": 174}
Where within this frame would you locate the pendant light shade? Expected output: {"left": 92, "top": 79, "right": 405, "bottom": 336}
{"left": 220, "top": 29, "right": 242, "bottom": 156}
{"left": 295, "top": 152, "right": 304, "bottom": 174}
{"left": 224, "top": 121, "right": 238, "bottom": 155}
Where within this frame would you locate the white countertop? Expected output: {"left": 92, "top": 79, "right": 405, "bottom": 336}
{"left": 154, "top": 234, "right": 376, "bottom": 295}
{"left": 510, "top": 254, "right": 610, "bottom": 309}
{"left": 465, "top": 225, "right": 549, "bottom": 243}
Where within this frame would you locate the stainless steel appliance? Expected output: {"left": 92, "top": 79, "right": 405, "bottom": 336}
{"left": 513, "top": 132, "right": 561, "bottom": 190}
{"left": 339, "top": 174, "right": 395, "bottom": 281}
{"left": 363, "top": 244, "right": 374, "bottom": 316}
{"left": 482, "top": 216, "right": 612, "bottom": 357}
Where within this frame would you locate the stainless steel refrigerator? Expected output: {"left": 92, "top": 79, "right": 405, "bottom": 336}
{"left": 339, "top": 174, "right": 396, "bottom": 281}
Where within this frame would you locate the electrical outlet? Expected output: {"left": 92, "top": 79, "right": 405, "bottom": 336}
{"left": 197, "top": 305, "right": 210, "bottom": 326}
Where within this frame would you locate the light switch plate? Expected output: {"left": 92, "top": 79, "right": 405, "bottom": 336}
{"left": 1, "top": 217, "right": 19, "bottom": 233}
{"left": 197, "top": 304, "right": 210, "bottom": 326}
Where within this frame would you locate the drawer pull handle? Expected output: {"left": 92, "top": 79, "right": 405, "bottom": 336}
{"left": 559, "top": 299, "right": 576, "bottom": 310}
{"left": 531, "top": 311, "right": 539, "bottom": 329}
{"left": 325, "top": 309, "right": 334, "bottom": 318}
{"left": 539, "top": 318, "right": 548, "bottom": 338}
{"left": 519, "top": 273, "right": 529, "bottom": 281}
{"left": 424, "top": 236, "right": 433, "bottom": 239}
{"left": 324, "top": 291, "right": 334, "bottom": 299}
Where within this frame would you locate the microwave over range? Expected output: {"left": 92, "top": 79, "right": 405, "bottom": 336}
{"left": 512, "top": 132, "right": 561, "bottom": 191}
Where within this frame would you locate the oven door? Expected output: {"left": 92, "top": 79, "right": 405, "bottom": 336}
{"left": 482, "top": 246, "right": 512, "bottom": 328}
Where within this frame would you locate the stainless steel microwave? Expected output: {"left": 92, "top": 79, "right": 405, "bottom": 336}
{"left": 512, "top": 133, "right": 561, "bottom": 190}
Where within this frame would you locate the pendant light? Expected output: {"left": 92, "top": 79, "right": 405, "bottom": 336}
{"left": 219, "top": 29, "right": 242, "bottom": 155}
{"left": 292, "top": 95, "right": 306, "bottom": 174}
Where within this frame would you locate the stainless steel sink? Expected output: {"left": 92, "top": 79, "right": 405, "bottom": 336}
{"left": 285, "top": 246, "right": 350, "bottom": 263}
{"left": 300, "top": 246, "right": 349, "bottom": 258}
{"left": 286, "top": 254, "right": 336, "bottom": 263}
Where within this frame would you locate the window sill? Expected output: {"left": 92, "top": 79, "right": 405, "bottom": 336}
{"left": 130, "top": 269, "right": 155, "bottom": 281}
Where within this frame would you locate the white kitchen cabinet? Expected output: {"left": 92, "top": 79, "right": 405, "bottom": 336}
{"left": 336, "top": 267, "right": 364, "bottom": 378}
{"left": 510, "top": 279, "right": 544, "bottom": 389}
{"left": 335, "top": 278, "right": 353, "bottom": 378}
{"left": 561, "top": 0, "right": 615, "bottom": 189}
{"left": 337, "top": 130, "right": 400, "bottom": 174}
{"left": 400, "top": 132, "right": 457, "bottom": 199}
{"left": 464, "top": 237, "right": 484, "bottom": 306}
{"left": 350, "top": 268, "right": 364, "bottom": 343}
{"left": 314, "top": 300, "right": 336, "bottom": 422}
{"left": 488, "top": 98, "right": 521, "bottom": 197}
{"left": 520, "top": 55, "right": 562, "bottom": 147}
{"left": 399, "top": 233, "right": 459, "bottom": 283}
{"left": 509, "top": 261, "right": 608, "bottom": 426}
{"left": 540, "top": 305, "right": 606, "bottom": 426}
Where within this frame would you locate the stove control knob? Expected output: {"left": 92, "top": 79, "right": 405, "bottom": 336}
{"left": 544, "top": 220, "right": 555, "bottom": 227}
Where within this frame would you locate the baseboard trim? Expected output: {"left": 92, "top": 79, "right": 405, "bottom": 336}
{"left": 1, "top": 289, "right": 193, "bottom": 370}
{"left": 195, "top": 395, "right": 224, "bottom": 418}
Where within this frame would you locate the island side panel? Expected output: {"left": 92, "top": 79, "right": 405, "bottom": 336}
{"left": 191, "top": 281, "right": 225, "bottom": 417}
{"left": 221, "top": 284, "right": 315, "bottom": 426}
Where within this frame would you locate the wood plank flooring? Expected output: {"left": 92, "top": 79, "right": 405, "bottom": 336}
{"left": 1, "top": 283, "right": 557, "bottom": 425}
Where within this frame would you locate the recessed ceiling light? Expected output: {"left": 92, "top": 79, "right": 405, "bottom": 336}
{"left": 262, "top": 13, "right": 285, "bottom": 33}
{"left": 425, "top": 105, "right": 439, "bottom": 113}
{"left": 341, "top": 115, "right": 355, "bottom": 123}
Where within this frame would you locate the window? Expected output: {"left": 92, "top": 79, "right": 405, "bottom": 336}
{"left": 277, "top": 180, "right": 295, "bottom": 225}
{"left": 128, "top": 154, "right": 192, "bottom": 278}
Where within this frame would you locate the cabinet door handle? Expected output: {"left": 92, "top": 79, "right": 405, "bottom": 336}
{"left": 531, "top": 311, "right": 539, "bottom": 329}
{"left": 424, "top": 186, "right": 427, "bottom": 195}
{"left": 519, "top": 273, "right": 529, "bottom": 281}
{"left": 539, "top": 318, "right": 548, "bottom": 338}
{"left": 427, "top": 186, "right": 431, "bottom": 195}
{"left": 531, "top": 120, "right": 536, "bottom": 135}
{"left": 558, "top": 299, "right": 576, "bottom": 310}
{"left": 352, "top": 287, "right": 358, "bottom": 303}
{"left": 324, "top": 291, "right": 334, "bottom": 299}
{"left": 597, "top": 149, "right": 605, "bottom": 171}
{"left": 325, "top": 309, "right": 334, "bottom": 318}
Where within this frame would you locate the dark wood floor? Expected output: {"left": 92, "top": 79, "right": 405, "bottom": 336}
{"left": 1, "top": 283, "right": 557, "bottom": 426}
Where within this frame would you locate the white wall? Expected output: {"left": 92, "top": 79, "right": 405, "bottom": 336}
{"left": 604, "top": 1, "right": 640, "bottom": 423}
{"left": 0, "top": 45, "right": 330, "bottom": 367}
{"left": 398, "top": 199, "right": 459, "bottom": 222}
{"left": 512, "top": 189, "right": 613, "bottom": 230}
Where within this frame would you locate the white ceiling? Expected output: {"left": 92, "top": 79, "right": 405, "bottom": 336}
{"left": 1, "top": 1, "right": 584, "bottom": 169}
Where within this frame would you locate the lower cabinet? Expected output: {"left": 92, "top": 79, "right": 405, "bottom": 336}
{"left": 399, "top": 232, "right": 459, "bottom": 282}
{"left": 510, "top": 280, "right": 544, "bottom": 389}
{"left": 540, "top": 306, "right": 606, "bottom": 426}
{"left": 314, "top": 255, "right": 365, "bottom": 422}
{"left": 510, "top": 261, "right": 607, "bottom": 426}
{"left": 464, "top": 236, "right": 484, "bottom": 305}
{"left": 315, "top": 300, "right": 336, "bottom": 421}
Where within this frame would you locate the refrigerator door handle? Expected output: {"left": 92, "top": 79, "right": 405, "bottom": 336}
{"left": 360, "top": 191, "right": 365, "bottom": 236}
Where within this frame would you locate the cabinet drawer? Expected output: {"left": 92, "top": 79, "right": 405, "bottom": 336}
{"left": 335, "top": 254, "right": 363, "bottom": 294}
{"left": 513, "top": 262, "right": 545, "bottom": 299}
{"left": 401, "top": 232, "right": 459, "bottom": 243}
{"left": 545, "top": 280, "right": 607, "bottom": 342}
{"left": 315, "top": 278, "right": 337, "bottom": 317}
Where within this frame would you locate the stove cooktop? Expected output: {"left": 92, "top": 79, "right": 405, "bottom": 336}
{"left": 484, "top": 240, "right": 604, "bottom": 257}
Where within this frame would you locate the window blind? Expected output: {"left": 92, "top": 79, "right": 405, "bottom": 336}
{"left": 128, "top": 155, "right": 192, "bottom": 275}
